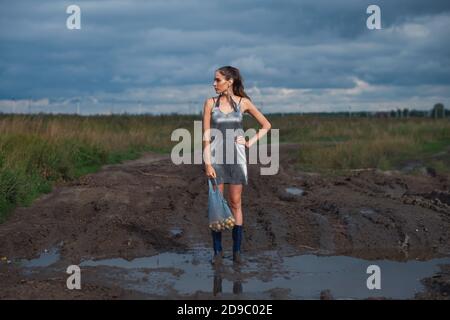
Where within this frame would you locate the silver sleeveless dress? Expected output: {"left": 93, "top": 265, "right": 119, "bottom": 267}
{"left": 210, "top": 95, "right": 248, "bottom": 185}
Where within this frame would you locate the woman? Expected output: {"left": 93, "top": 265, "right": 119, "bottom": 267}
{"left": 202, "top": 66, "right": 272, "bottom": 265}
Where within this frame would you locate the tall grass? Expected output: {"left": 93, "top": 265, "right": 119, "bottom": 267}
{"left": 256, "top": 115, "right": 450, "bottom": 174}
{"left": 0, "top": 113, "right": 198, "bottom": 222}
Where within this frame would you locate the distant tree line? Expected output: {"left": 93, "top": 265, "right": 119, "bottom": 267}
{"left": 271, "top": 103, "right": 449, "bottom": 118}
{"left": 1, "top": 103, "right": 448, "bottom": 118}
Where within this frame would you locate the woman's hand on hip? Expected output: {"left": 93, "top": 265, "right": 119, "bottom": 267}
{"left": 235, "top": 135, "right": 249, "bottom": 148}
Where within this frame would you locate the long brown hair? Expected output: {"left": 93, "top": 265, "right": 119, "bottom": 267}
{"left": 216, "top": 66, "right": 252, "bottom": 111}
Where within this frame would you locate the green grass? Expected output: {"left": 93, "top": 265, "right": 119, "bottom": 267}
{"left": 249, "top": 115, "right": 449, "bottom": 174}
{"left": 0, "top": 114, "right": 188, "bottom": 222}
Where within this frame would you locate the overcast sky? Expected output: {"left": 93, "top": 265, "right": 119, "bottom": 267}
{"left": 1, "top": 0, "right": 449, "bottom": 114}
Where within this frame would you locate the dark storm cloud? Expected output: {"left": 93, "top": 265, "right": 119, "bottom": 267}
{"left": 0, "top": 0, "right": 449, "bottom": 113}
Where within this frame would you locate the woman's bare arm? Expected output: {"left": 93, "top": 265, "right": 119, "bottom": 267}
{"left": 202, "top": 98, "right": 214, "bottom": 167}
{"left": 241, "top": 98, "right": 272, "bottom": 147}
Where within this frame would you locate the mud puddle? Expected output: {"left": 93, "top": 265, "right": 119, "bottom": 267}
{"left": 17, "top": 247, "right": 449, "bottom": 299}
{"left": 20, "top": 247, "right": 61, "bottom": 268}
{"left": 285, "top": 187, "right": 305, "bottom": 196}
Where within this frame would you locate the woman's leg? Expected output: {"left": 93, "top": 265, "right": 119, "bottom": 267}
{"left": 217, "top": 183, "right": 225, "bottom": 195}
{"left": 212, "top": 181, "right": 225, "bottom": 195}
{"left": 228, "top": 184, "right": 243, "bottom": 225}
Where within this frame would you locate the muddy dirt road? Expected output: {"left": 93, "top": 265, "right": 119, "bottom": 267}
{"left": 1, "top": 144, "right": 449, "bottom": 299}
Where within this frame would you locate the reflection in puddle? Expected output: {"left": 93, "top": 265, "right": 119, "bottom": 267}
{"left": 360, "top": 208, "right": 376, "bottom": 215}
{"left": 285, "top": 187, "right": 304, "bottom": 196}
{"left": 20, "top": 247, "right": 60, "bottom": 268}
{"left": 78, "top": 249, "right": 450, "bottom": 299}
{"left": 79, "top": 249, "right": 258, "bottom": 296}
{"left": 169, "top": 228, "right": 183, "bottom": 237}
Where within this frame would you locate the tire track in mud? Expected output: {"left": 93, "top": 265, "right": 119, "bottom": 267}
{"left": 309, "top": 211, "right": 336, "bottom": 254}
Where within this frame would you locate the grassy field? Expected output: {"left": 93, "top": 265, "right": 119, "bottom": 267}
{"left": 0, "top": 114, "right": 187, "bottom": 222}
{"left": 262, "top": 115, "right": 450, "bottom": 174}
{"left": 0, "top": 113, "right": 449, "bottom": 222}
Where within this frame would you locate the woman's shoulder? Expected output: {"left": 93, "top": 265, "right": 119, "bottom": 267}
{"left": 204, "top": 97, "right": 219, "bottom": 114}
{"left": 239, "top": 96, "right": 251, "bottom": 112}
{"left": 207, "top": 96, "right": 220, "bottom": 104}
{"left": 204, "top": 96, "right": 217, "bottom": 107}
{"left": 239, "top": 96, "right": 250, "bottom": 103}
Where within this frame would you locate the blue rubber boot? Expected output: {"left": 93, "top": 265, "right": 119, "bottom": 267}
{"left": 232, "top": 225, "right": 243, "bottom": 263}
{"left": 211, "top": 230, "right": 223, "bottom": 265}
